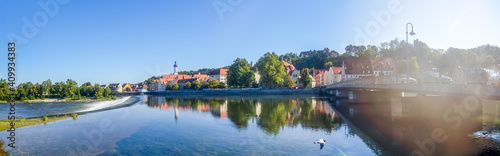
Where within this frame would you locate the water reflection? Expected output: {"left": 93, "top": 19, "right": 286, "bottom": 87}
{"left": 145, "top": 96, "right": 343, "bottom": 135}
{"left": 327, "top": 91, "right": 500, "bottom": 156}
{"left": 5, "top": 94, "right": 500, "bottom": 155}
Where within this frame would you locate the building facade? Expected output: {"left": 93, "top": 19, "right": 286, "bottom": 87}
{"left": 208, "top": 69, "right": 228, "bottom": 84}
{"left": 371, "top": 57, "right": 397, "bottom": 76}
{"left": 342, "top": 60, "right": 374, "bottom": 81}
{"left": 108, "top": 83, "right": 122, "bottom": 92}
{"left": 324, "top": 67, "right": 342, "bottom": 85}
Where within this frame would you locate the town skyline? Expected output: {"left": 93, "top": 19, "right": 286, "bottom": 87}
{"left": 1, "top": 0, "right": 499, "bottom": 85}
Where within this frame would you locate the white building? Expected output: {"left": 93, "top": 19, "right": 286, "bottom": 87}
{"left": 371, "top": 57, "right": 397, "bottom": 76}
{"left": 324, "top": 67, "right": 342, "bottom": 85}
{"left": 291, "top": 69, "right": 300, "bottom": 86}
{"left": 209, "top": 69, "right": 229, "bottom": 84}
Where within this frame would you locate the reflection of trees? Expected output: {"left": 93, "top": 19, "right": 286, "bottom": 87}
{"left": 300, "top": 100, "right": 313, "bottom": 120}
{"left": 144, "top": 96, "right": 343, "bottom": 135}
{"left": 296, "top": 100, "right": 344, "bottom": 132}
{"left": 258, "top": 100, "right": 288, "bottom": 135}
{"left": 207, "top": 99, "right": 222, "bottom": 110}
{"left": 227, "top": 99, "right": 256, "bottom": 129}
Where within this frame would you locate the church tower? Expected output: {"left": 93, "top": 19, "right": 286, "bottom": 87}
{"left": 174, "top": 61, "right": 178, "bottom": 75}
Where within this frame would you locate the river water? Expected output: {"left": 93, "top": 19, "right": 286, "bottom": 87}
{"left": 1, "top": 93, "right": 500, "bottom": 155}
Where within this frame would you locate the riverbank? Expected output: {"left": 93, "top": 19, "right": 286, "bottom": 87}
{"left": 0, "top": 115, "right": 76, "bottom": 131}
{"left": 0, "top": 97, "right": 120, "bottom": 103}
{"left": 125, "top": 89, "right": 314, "bottom": 96}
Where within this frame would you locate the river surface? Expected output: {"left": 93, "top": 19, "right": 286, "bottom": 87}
{"left": 1, "top": 93, "right": 500, "bottom": 155}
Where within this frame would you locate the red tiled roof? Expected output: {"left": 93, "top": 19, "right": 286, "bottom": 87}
{"left": 314, "top": 69, "right": 326, "bottom": 83}
{"left": 191, "top": 74, "right": 209, "bottom": 82}
{"left": 343, "top": 60, "right": 373, "bottom": 74}
{"left": 282, "top": 61, "right": 296, "bottom": 75}
{"left": 313, "top": 69, "right": 326, "bottom": 76}
{"left": 209, "top": 69, "right": 228, "bottom": 75}
{"left": 370, "top": 57, "right": 397, "bottom": 71}
{"left": 331, "top": 67, "right": 342, "bottom": 74}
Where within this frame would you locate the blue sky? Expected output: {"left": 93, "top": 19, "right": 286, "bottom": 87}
{"left": 1, "top": 0, "right": 499, "bottom": 85}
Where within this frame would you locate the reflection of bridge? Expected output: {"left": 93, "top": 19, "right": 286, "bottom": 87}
{"left": 321, "top": 77, "right": 500, "bottom": 99}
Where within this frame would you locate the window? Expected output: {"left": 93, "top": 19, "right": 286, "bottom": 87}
{"left": 368, "top": 71, "right": 370, "bottom": 74}
{"left": 363, "top": 71, "right": 365, "bottom": 74}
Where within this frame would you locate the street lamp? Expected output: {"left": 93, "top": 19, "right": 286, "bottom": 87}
{"left": 406, "top": 23, "right": 416, "bottom": 82}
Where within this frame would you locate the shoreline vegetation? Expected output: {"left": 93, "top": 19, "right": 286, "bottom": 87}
{"left": 0, "top": 96, "right": 140, "bottom": 132}
{"left": 0, "top": 97, "right": 119, "bottom": 103}
{"left": 0, "top": 114, "right": 78, "bottom": 131}
{"left": 0, "top": 79, "right": 117, "bottom": 103}
{"left": 147, "top": 89, "right": 314, "bottom": 95}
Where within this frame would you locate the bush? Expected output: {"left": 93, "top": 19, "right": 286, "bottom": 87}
{"left": 252, "top": 82, "right": 259, "bottom": 88}
{"left": 71, "top": 113, "right": 78, "bottom": 120}
{"left": 43, "top": 116, "right": 48, "bottom": 121}
{"left": 171, "top": 83, "right": 179, "bottom": 90}
{"left": 218, "top": 82, "right": 226, "bottom": 89}
{"left": 184, "top": 82, "right": 191, "bottom": 90}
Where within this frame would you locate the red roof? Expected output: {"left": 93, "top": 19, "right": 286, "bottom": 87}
{"left": 343, "top": 60, "right": 373, "bottom": 74}
{"left": 282, "top": 61, "right": 296, "bottom": 75}
{"left": 209, "top": 69, "right": 228, "bottom": 75}
{"left": 370, "top": 57, "right": 398, "bottom": 71}
{"left": 330, "top": 67, "right": 342, "bottom": 74}
{"left": 313, "top": 69, "right": 326, "bottom": 76}
{"left": 313, "top": 69, "right": 326, "bottom": 84}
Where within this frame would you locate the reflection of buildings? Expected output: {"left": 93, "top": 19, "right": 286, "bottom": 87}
{"left": 256, "top": 102, "right": 261, "bottom": 117}
{"left": 210, "top": 100, "right": 228, "bottom": 118}
{"left": 329, "top": 92, "right": 484, "bottom": 156}
{"left": 147, "top": 96, "right": 343, "bottom": 135}
{"left": 147, "top": 97, "right": 228, "bottom": 120}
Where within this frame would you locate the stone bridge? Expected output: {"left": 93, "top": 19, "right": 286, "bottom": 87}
{"left": 320, "top": 77, "right": 500, "bottom": 100}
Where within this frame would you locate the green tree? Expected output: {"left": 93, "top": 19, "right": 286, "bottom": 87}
{"left": 279, "top": 52, "right": 299, "bottom": 64}
{"left": 299, "top": 68, "right": 312, "bottom": 88}
{"left": 191, "top": 80, "right": 202, "bottom": 90}
{"left": 255, "top": 52, "right": 286, "bottom": 88}
{"left": 283, "top": 75, "right": 295, "bottom": 87}
{"left": 361, "top": 47, "right": 377, "bottom": 59}
{"left": 208, "top": 79, "right": 220, "bottom": 89}
{"left": 166, "top": 84, "right": 172, "bottom": 90}
{"left": 171, "top": 83, "right": 179, "bottom": 90}
{"left": 103, "top": 86, "right": 111, "bottom": 97}
{"left": 0, "top": 79, "right": 7, "bottom": 101}
{"left": 228, "top": 58, "right": 255, "bottom": 88}
{"left": 184, "top": 82, "right": 191, "bottom": 90}
{"left": 324, "top": 61, "right": 333, "bottom": 69}
{"left": 94, "top": 84, "right": 104, "bottom": 99}
{"left": 41, "top": 79, "right": 52, "bottom": 95}
{"left": 64, "top": 79, "right": 78, "bottom": 98}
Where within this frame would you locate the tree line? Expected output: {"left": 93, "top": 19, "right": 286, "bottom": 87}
{"left": 143, "top": 38, "right": 499, "bottom": 89}
{"left": 281, "top": 38, "right": 500, "bottom": 72}
{"left": 0, "top": 79, "right": 116, "bottom": 101}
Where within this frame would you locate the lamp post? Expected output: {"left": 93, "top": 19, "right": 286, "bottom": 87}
{"left": 406, "top": 23, "right": 416, "bottom": 82}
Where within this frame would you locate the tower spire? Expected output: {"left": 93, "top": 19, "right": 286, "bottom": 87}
{"left": 174, "top": 61, "right": 178, "bottom": 75}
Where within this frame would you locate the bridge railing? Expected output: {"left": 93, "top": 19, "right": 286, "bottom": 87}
{"left": 326, "top": 76, "right": 500, "bottom": 97}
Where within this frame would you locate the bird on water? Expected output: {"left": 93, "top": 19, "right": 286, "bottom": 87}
{"left": 314, "top": 139, "right": 326, "bottom": 150}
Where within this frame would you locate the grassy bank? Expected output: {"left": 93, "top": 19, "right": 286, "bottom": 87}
{"left": 0, "top": 114, "right": 78, "bottom": 131}
{"left": 0, "top": 96, "right": 118, "bottom": 103}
